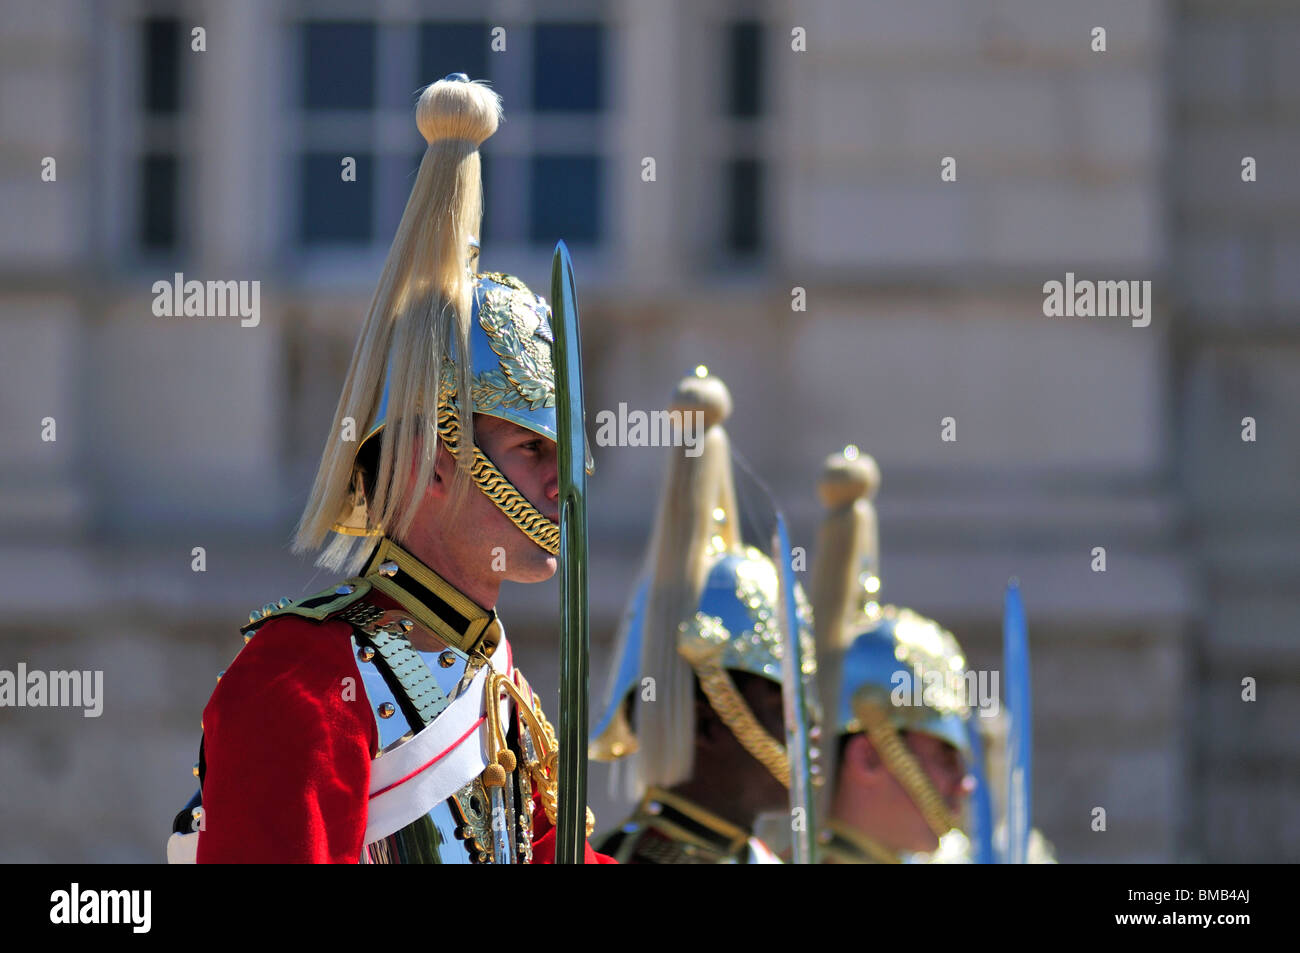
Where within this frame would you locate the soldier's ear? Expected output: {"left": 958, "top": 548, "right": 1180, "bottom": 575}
{"left": 427, "top": 434, "right": 457, "bottom": 489}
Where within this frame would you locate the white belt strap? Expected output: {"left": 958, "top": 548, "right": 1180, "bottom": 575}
{"left": 362, "top": 640, "right": 512, "bottom": 845}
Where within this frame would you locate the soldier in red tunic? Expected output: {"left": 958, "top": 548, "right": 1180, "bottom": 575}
{"left": 166, "top": 74, "right": 612, "bottom": 864}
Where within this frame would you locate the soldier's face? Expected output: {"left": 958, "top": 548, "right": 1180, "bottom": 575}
{"left": 837, "top": 730, "right": 971, "bottom": 855}
{"left": 397, "top": 416, "right": 559, "bottom": 609}
{"left": 903, "top": 731, "right": 970, "bottom": 816}
{"left": 690, "top": 673, "right": 791, "bottom": 818}
{"left": 738, "top": 675, "right": 794, "bottom": 812}
{"left": 463, "top": 414, "right": 561, "bottom": 582}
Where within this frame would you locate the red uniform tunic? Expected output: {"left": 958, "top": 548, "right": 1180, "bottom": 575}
{"left": 197, "top": 615, "right": 613, "bottom": 864}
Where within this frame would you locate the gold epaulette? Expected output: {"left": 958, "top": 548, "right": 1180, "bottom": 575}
{"left": 604, "top": 788, "right": 750, "bottom": 864}
{"left": 238, "top": 579, "right": 375, "bottom": 640}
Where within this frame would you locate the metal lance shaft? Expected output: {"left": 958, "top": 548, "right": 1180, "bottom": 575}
{"left": 551, "top": 241, "right": 590, "bottom": 863}
{"left": 775, "top": 514, "right": 817, "bottom": 863}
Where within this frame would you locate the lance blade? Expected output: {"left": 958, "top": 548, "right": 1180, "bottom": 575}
{"left": 551, "top": 241, "right": 590, "bottom": 863}
{"left": 1003, "top": 578, "right": 1032, "bottom": 864}
{"left": 774, "top": 514, "right": 817, "bottom": 864}
{"left": 963, "top": 716, "right": 997, "bottom": 864}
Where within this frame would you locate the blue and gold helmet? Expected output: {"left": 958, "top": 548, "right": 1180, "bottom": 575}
{"left": 591, "top": 370, "right": 817, "bottom": 794}
{"left": 812, "top": 447, "right": 970, "bottom": 839}
{"left": 442, "top": 263, "right": 592, "bottom": 476}
{"left": 332, "top": 259, "right": 591, "bottom": 554}
{"left": 838, "top": 605, "right": 970, "bottom": 754}
{"left": 357, "top": 263, "right": 561, "bottom": 446}
{"left": 451, "top": 263, "right": 564, "bottom": 446}
{"left": 681, "top": 545, "right": 816, "bottom": 684}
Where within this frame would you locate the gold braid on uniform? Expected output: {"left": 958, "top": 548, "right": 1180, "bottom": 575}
{"left": 693, "top": 657, "right": 791, "bottom": 788}
{"left": 857, "top": 701, "right": 960, "bottom": 839}
{"left": 437, "top": 400, "right": 560, "bottom": 555}
{"left": 481, "top": 669, "right": 595, "bottom": 837}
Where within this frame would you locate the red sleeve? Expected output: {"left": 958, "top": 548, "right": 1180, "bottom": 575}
{"left": 196, "top": 616, "right": 378, "bottom": 864}
{"left": 528, "top": 794, "right": 618, "bottom": 865}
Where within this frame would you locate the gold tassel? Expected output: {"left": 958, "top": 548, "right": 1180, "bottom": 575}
{"left": 482, "top": 670, "right": 595, "bottom": 836}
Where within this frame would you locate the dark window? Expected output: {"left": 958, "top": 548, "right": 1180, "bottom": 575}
{"left": 532, "top": 23, "right": 603, "bottom": 113}
{"left": 484, "top": 154, "right": 526, "bottom": 245}
{"left": 375, "top": 153, "right": 420, "bottom": 242}
{"left": 301, "top": 22, "right": 376, "bottom": 110}
{"left": 727, "top": 21, "right": 762, "bottom": 118}
{"left": 139, "top": 154, "right": 179, "bottom": 249}
{"left": 142, "top": 18, "right": 182, "bottom": 114}
{"left": 529, "top": 155, "right": 601, "bottom": 243}
{"left": 419, "top": 22, "right": 491, "bottom": 87}
{"left": 299, "top": 152, "right": 373, "bottom": 244}
{"left": 725, "top": 158, "right": 762, "bottom": 255}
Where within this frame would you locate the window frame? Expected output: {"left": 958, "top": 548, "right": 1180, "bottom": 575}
{"left": 283, "top": 2, "right": 614, "bottom": 288}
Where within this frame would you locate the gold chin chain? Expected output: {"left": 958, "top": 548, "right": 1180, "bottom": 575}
{"left": 481, "top": 669, "right": 595, "bottom": 838}
{"left": 437, "top": 402, "right": 560, "bottom": 555}
{"left": 856, "top": 702, "right": 959, "bottom": 839}
{"left": 693, "top": 657, "right": 791, "bottom": 789}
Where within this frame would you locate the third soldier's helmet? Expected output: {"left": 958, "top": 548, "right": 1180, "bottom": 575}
{"left": 811, "top": 447, "right": 971, "bottom": 842}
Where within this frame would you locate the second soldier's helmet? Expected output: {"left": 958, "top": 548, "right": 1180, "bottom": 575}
{"left": 590, "top": 370, "right": 817, "bottom": 797}
{"left": 811, "top": 448, "right": 971, "bottom": 840}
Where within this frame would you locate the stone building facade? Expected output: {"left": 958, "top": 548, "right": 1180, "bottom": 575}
{"left": 0, "top": 0, "right": 1295, "bottom": 861}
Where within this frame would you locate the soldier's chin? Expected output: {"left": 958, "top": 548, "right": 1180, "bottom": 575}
{"left": 512, "top": 547, "right": 558, "bottom": 582}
